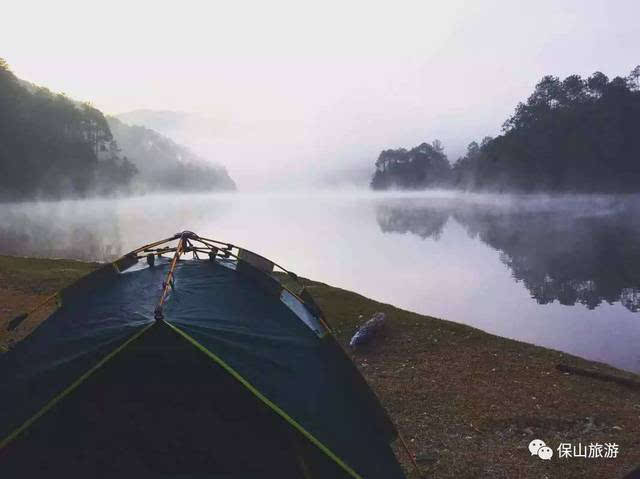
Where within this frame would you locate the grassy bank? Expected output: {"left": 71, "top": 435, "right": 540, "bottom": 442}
{"left": 1, "top": 256, "right": 639, "bottom": 478}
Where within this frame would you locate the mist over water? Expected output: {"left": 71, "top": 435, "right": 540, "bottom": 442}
{"left": 1, "top": 191, "right": 638, "bottom": 372}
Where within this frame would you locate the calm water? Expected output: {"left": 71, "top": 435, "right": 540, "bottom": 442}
{"left": 1, "top": 192, "right": 639, "bottom": 372}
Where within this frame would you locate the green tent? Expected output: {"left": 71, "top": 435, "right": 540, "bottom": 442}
{"left": 0, "top": 232, "right": 407, "bottom": 478}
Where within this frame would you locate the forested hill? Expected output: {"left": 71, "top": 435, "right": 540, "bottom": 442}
{"left": 372, "top": 66, "right": 640, "bottom": 192}
{"left": 107, "top": 117, "right": 236, "bottom": 192}
{"left": 0, "top": 58, "right": 137, "bottom": 201}
{"left": 0, "top": 58, "right": 236, "bottom": 202}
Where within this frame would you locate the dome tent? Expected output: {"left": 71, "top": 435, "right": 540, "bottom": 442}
{"left": 0, "top": 231, "right": 406, "bottom": 478}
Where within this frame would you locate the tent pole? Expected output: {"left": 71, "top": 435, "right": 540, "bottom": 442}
{"left": 154, "top": 233, "right": 187, "bottom": 320}
{"left": 129, "top": 235, "right": 180, "bottom": 255}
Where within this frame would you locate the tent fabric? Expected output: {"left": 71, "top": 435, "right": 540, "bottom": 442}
{"left": 0, "top": 262, "right": 161, "bottom": 443}
{"left": 2, "top": 320, "right": 353, "bottom": 478}
{"left": 165, "top": 261, "right": 403, "bottom": 478}
{"left": 0, "top": 256, "right": 405, "bottom": 478}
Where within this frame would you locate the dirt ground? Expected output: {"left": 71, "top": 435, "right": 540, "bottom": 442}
{"left": 1, "top": 256, "right": 639, "bottom": 478}
{"left": 303, "top": 279, "right": 640, "bottom": 479}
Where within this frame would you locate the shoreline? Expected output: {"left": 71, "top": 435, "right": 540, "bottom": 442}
{"left": 1, "top": 255, "right": 638, "bottom": 478}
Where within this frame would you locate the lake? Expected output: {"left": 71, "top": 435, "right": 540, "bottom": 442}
{"left": 1, "top": 191, "right": 639, "bottom": 373}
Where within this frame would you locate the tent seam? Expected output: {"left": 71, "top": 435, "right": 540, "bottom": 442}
{"left": 0, "top": 321, "right": 155, "bottom": 451}
{"left": 163, "top": 320, "right": 364, "bottom": 479}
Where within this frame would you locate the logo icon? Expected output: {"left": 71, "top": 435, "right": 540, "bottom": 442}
{"left": 529, "top": 439, "right": 553, "bottom": 460}
{"left": 538, "top": 446, "right": 553, "bottom": 460}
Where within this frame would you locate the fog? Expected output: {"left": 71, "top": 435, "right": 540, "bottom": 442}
{"left": 3, "top": 0, "right": 640, "bottom": 190}
{"left": 1, "top": 192, "right": 639, "bottom": 371}
{"left": 2, "top": 1, "right": 640, "bottom": 370}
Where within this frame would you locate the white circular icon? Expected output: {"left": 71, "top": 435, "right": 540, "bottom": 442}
{"left": 537, "top": 446, "right": 553, "bottom": 460}
{"left": 529, "top": 439, "right": 546, "bottom": 456}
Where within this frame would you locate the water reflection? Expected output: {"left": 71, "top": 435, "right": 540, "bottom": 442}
{"left": 377, "top": 197, "right": 640, "bottom": 313}
{"left": 0, "top": 194, "right": 234, "bottom": 262}
{"left": 0, "top": 203, "right": 124, "bottom": 261}
{"left": 0, "top": 193, "right": 638, "bottom": 370}
{"left": 377, "top": 202, "right": 449, "bottom": 240}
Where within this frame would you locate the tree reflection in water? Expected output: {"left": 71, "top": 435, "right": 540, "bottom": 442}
{"left": 376, "top": 196, "right": 640, "bottom": 313}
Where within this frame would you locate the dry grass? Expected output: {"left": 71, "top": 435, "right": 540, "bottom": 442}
{"left": 0, "top": 255, "right": 99, "bottom": 349}
{"left": 303, "top": 278, "right": 640, "bottom": 479}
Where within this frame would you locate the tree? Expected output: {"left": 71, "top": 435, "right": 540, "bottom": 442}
{"left": 628, "top": 65, "right": 640, "bottom": 90}
{"left": 587, "top": 71, "right": 609, "bottom": 97}
{"left": 0, "top": 59, "right": 138, "bottom": 201}
{"left": 446, "top": 68, "right": 640, "bottom": 192}
{"left": 562, "top": 75, "right": 586, "bottom": 103}
{"left": 371, "top": 141, "right": 451, "bottom": 190}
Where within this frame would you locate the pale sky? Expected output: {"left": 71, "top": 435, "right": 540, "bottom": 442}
{"left": 2, "top": 0, "right": 639, "bottom": 190}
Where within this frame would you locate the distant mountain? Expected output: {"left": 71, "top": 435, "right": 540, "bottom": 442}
{"left": 0, "top": 56, "right": 236, "bottom": 202}
{"left": 107, "top": 117, "right": 236, "bottom": 192}
{"left": 115, "top": 110, "right": 227, "bottom": 146}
